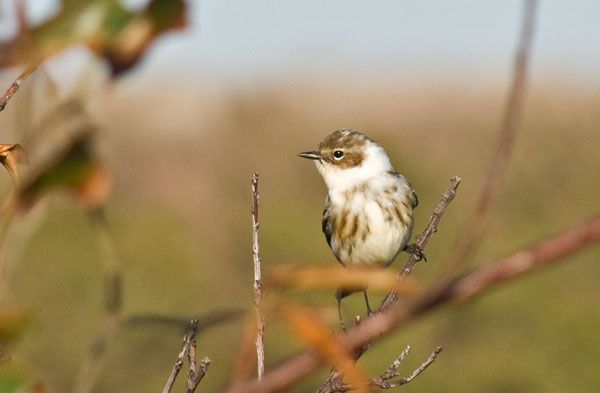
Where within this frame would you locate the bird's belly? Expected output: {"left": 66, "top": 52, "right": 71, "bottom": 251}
{"left": 330, "top": 199, "right": 413, "bottom": 267}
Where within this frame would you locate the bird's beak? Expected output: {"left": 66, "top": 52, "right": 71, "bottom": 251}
{"left": 298, "top": 151, "right": 321, "bottom": 160}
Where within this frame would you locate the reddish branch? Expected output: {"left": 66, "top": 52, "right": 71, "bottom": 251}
{"left": 441, "top": 0, "right": 538, "bottom": 278}
{"left": 218, "top": 213, "right": 600, "bottom": 393}
{"left": 0, "top": 67, "right": 35, "bottom": 112}
{"left": 438, "top": 214, "right": 600, "bottom": 302}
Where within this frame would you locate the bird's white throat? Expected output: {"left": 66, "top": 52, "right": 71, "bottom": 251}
{"left": 315, "top": 142, "right": 394, "bottom": 200}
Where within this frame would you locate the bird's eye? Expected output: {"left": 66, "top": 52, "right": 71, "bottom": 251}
{"left": 333, "top": 150, "right": 344, "bottom": 160}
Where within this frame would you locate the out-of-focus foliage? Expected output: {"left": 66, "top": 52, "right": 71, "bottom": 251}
{"left": 0, "top": 0, "right": 187, "bottom": 75}
{"left": 282, "top": 304, "right": 369, "bottom": 392}
{"left": 0, "top": 144, "right": 28, "bottom": 185}
{"left": 266, "top": 264, "right": 419, "bottom": 294}
{"left": 0, "top": 306, "right": 32, "bottom": 393}
{"left": 0, "top": 305, "right": 29, "bottom": 351}
{"left": 16, "top": 131, "right": 110, "bottom": 210}
{"left": 0, "top": 3, "right": 189, "bottom": 392}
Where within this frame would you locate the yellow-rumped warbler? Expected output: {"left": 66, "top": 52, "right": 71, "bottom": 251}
{"left": 299, "top": 129, "right": 420, "bottom": 319}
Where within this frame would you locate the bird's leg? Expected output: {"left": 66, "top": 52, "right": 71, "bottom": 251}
{"left": 404, "top": 243, "right": 427, "bottom": 261}
{"left": 335, "top": 289, "right": 346, "bottom": 331}
{"left": 363, "top": 289, "right": 373, "bottom": 316}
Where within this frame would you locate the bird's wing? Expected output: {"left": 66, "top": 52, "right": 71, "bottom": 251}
{"left": 321, "top": 195, "right": 333, "bottom": 248}
{"left": 392, "top": 171, "right": 419, "bottom": 208}
{"left": 409, "top": 185, "right": 419, "bottom": 208}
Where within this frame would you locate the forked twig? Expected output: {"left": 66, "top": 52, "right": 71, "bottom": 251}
{"left": 162, "top": 319, "right": 211, "bottom": 393}
{"left": 322, "top": 346, "right": 442, "bottom": 392}
{"left": 187, "top": 358, "right": 211, "bottom": 393}
{"left": 163, "top": 320, "right": 199, "bottom": 393}
{"left": 251, "top": 172, "right": 265, "bottom": 380}
{"left": 371, "top": 346, "right": 442, "bottom": 389}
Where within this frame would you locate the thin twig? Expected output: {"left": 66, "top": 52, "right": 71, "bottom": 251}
{"left": 217, "top": 213, "right": 600, "bottom": 393}
{"left": 162, "top": 319, "right": 211, "bottom": 393}
{"left": 163, "top": 320, "right": 199, "bottom": 393}
{"left": 0, "top": 66, "right": 36, "bottom": 112}
{"left": 440, "top": 0, "right": 538, "bottom": 280}
{"left": 15, "top": 0, "right": 27, "bottom": 34}
{"left": 375, "top": 345, "right": 412, "bottom": 382}
{"left": 251, "top": 172, "right": 265, "bottom": 380}
{"left": 327, "top": 345, "right": 442, "bottom": 392}
{"left": 381, "top": 176, "right": 461, "bottom": 309}
{"left": 187, "top": 332, "right": 197, "bottom": 388}
{"left": 371, "top": 346, "right": 442, "bottom": 389}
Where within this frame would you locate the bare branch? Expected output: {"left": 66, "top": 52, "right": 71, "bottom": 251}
{"left": 436, "top": 214, "right": 600, "bottom": 303}
{"left": 0, "top": 66, "right": 36, "bottom": 112}
{"left": 440, "top": 0, "right": 538, "bottom": 279}
{"left": 251, "top": 172, "right": 265, "bottom": 380}
{"left": 217, "top": 213, "right": 600, "bottom": 393}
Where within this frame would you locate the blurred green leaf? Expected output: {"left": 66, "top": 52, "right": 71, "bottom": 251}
{"left": 17, "top": 132, "right": 110, "bottom": 210}
{"left": 0, "top": 0, "right": 187, "bottom": 75}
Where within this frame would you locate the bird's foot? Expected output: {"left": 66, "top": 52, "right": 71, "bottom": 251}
{"left": 405, "top": 243, "right": 427, "bottom": 261}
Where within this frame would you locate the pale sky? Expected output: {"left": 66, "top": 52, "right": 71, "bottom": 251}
{"left": 1, "top": 1, "right": 599, "bottom": 85}
{"left": 162, "top": 1, "right": 600, "bottom": 83}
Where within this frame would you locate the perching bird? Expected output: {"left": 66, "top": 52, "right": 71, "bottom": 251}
{"left": 299, "top": 129, "right": 420, "bottom": 323}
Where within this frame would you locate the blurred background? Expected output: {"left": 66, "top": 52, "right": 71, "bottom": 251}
{"left": 1, "top": 1, "right": 599, "bottom": 392}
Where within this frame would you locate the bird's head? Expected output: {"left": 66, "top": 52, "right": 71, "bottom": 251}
{"left": 299, "top": 129, "right": 394, "bottom": 191}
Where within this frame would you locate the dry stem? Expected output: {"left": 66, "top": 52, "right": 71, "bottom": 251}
{"left": 251, "top": 172, "right": 265, "bottom": 380}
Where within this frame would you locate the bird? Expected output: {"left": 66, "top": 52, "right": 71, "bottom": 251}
{"left": 299, "top": 129, "right": 420, "bottom": 324}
